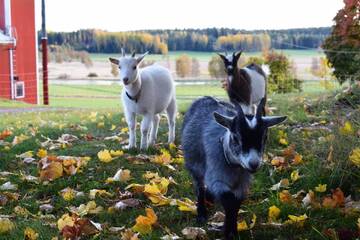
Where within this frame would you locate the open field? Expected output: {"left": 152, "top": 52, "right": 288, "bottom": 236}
{"left": 47, "top": 50, "right": 326, "bottom": 81}
{"left": 0, "top": 89, "right": 359, "bottom": 239}
{"left": 0, "top": 81, "right": 341, "bottom": 110}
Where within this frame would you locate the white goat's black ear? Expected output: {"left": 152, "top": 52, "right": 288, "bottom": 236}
{"left": 217, "top": 53, "right": 227, "bottom": 63}
{"left": 213, "top": 112, "right": 234, "bottom": 129}
{"left": 233, "top": 50, "right": 243, "bottom": 65}
{"left": 256, "top": 97, "right": 266, "bottom": 119}
{"left": 109, "top": 57, "right": 119, "bottom": 65}
{"left": 136, "top": 51, "right": 149, "bottom": 64}
{"left": 263, "top": 116, "right": 287, "bottom": 128}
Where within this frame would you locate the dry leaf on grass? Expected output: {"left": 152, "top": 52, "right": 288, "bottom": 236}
{"left": 181, "top": 227, "right": 207, "bottom": 240}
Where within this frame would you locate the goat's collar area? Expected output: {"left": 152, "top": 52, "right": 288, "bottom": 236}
{"left": 219, "top": 136, "right": 242, "bottom": 168}
{"left": 126, "top": 89, "right": 141, "bottom": 103}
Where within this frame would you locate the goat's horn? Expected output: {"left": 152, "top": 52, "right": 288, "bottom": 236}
{"left": 131, "top": 51, "right": 136, "bottom": 57}
{"left": 232, "top": 100, "right": 245, "bottom": 119}
{"left": 121, "top": 48, "right": 125, "bottom": 57}
{"left": 256, "top": 98, "right": 267, "bottom": 119}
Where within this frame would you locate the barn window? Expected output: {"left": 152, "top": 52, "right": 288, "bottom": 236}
{"left": 15, "top": 81, "right": 25, "bottom": 98}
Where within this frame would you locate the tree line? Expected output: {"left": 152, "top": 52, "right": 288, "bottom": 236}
{"left": 43, "top": 27, "right": 331, "bottom": 54}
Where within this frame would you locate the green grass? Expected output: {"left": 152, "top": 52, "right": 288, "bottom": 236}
{"left": 90, "top": 49, "right": 325, "bottom": 62}
{"left": 0, "top": 89, "right": 359, "bottom": 239}
{"left": 0, "top": 80, "right": 340, "bottom": 110}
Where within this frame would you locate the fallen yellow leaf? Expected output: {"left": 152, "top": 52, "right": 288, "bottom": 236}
{"left": 57, "top": 214, "right": 75, "bottom": 231}
{"left": 97, "top": 150, "right": 113, "bottom": 163}
{"left": 61, "top": 187, "right": 76, "bottom": 201}
{"left": 24, "top": 227, "right": 39, "bottom": 240}
{"left": 110, "top": 150, "right": 124, "bottom": 157}
{"left": 349, "top": 148, "right": 360, "bottom": 167}
{"left": 39, "top": 161, "right": 63, "bottom": 181}
{"left": 268, "top": 205, "right": 281, "bottom": 222}
{"left": 339, "top": 121, "right": 354, "bottom": 135}
{"left": 0, "top": 218, "right": 15, "bottom": 234}
{"left": 279, "top": 190, "right": 293, "bottom": 204}
{"left": 132, "top": 208, "right": 158, "bottom": 235}
{"left": 36, "top": 149, "right": 47, "bottom": 158}
{"left": 315, "top": 184, "right": 327, "bottom": 193}
{"left": 285, "top": 214, "right": 308, "bottom": 227}
{"left": 290, "top": 170, "right": 300, "bottom": 182}
{"left": 237, "top": 220, "right": 248, "bottom": 231}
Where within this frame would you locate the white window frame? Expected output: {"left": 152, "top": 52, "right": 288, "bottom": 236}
{"left": 14, "top": 81, "right": 25, "bottom": 99}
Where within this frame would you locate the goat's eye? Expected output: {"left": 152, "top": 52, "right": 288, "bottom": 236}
{"left": 133, "top": 66, "right": 137, "bottom": 70}
{"left": 118, "top": 66, "right": 121, "bottom": 70}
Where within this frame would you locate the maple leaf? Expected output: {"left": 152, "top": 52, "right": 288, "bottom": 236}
{"left": 39, "top": 161, "right": 63, "bottom": 181}
{"left": 237, "top": 220, "right": 248, "bottom": 231}
{"left": 279, "top": 190, "right": 293, "bottom": 204}
{"left": 132, "top": 208, "right": 158, "bottom": 235}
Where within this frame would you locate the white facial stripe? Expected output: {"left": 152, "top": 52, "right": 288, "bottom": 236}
{"left": 241, "top": 149, "right": 262, "bottom": 170}
{"left": 227, "top": 75, "right": 233, "bottom": 84}
{"left": 245, "top": 116, "right": 257, "bottom": 129}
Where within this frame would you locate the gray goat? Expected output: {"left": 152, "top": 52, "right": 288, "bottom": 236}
{"left": 181, "top": 96, "right": 286, "bottom": 239}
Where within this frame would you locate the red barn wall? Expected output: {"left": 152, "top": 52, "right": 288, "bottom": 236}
{"left": 0, "top": 0, "right": 12, "bottom": 100}
{"left": 0, "top": 0, "right": 38, "bottom": 104}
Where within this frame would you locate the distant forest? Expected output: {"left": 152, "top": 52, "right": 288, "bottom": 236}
{"left": 43, "top": 27, "right": 331, "bottom": 54}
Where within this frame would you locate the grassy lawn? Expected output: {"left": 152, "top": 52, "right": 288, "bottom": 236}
{"left": 0, "top": 86, "right": 359, "bottom": 239}
{"left": 0, "top": 80, "right": 340, "bottom": 110}
{"left": 90, "top": 49, "right": 325, "bottom": 62}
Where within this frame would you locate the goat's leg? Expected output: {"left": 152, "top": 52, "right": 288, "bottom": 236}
{"left": 220, "top": 192, "right": 241, "bottom": 240}
{"left": 196, "top": 183, "right": 208, "bottom": 224}
{"left": 166, "top": 97, "right": 176, "bottom": 143}
{"left": 124, "top": 110, "right": 137, "bottom": 149}
{"left": 140, "top": 114, "right": 153, "bottom": 150}
{"left": 149, "top": 114, "right": 160, "bottom": 146}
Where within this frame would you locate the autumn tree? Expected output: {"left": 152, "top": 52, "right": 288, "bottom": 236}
{"left": 208, "top": 56, "right": 226, "bottom": 79}
{"left": 176, "top": 54, "right": 191, "bottom": 78}
{"left": 323, "top": 0, "right": 360, "bottom": 84}
{"left": 266, "top": 51, "right": 302, "bottom": 93}
{"left": 191, "top": 58, "right": 201, "bottom": 77}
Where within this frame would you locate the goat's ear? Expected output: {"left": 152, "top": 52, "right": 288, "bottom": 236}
{"left": 263, "top": 116, "right": 287, "bottom": 128}
{"left": 233, "top": 50, "right": 243, "bottom": 65}
{"left": 256, "top": 97, "right": 266, "bottom": 119}
{"left": 109, "top": 57, "right": 119, "bottom": 65}
{"left": 217, "top": 53, "right": 227, "bottom": 63}
{"left": 136, "top": 51, "right": 149, "bottom": 64}
{"left": 213, "top": 112, "right": 234, "bottom": 129}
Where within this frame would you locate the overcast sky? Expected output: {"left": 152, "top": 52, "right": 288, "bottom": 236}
{"left": 35, "top": 0, "right": 344, "bottom": 32}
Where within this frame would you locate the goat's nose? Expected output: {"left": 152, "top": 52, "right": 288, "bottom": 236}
{"left": 123, "top": 77, "right": 129, "bottom": 84}
{"left": 249, "top": 161, "right": 259, "bottom": 171}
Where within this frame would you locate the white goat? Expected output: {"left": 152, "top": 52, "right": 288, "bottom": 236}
{"left": 109, "top": 51, "right": 176, "bottom": 149}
